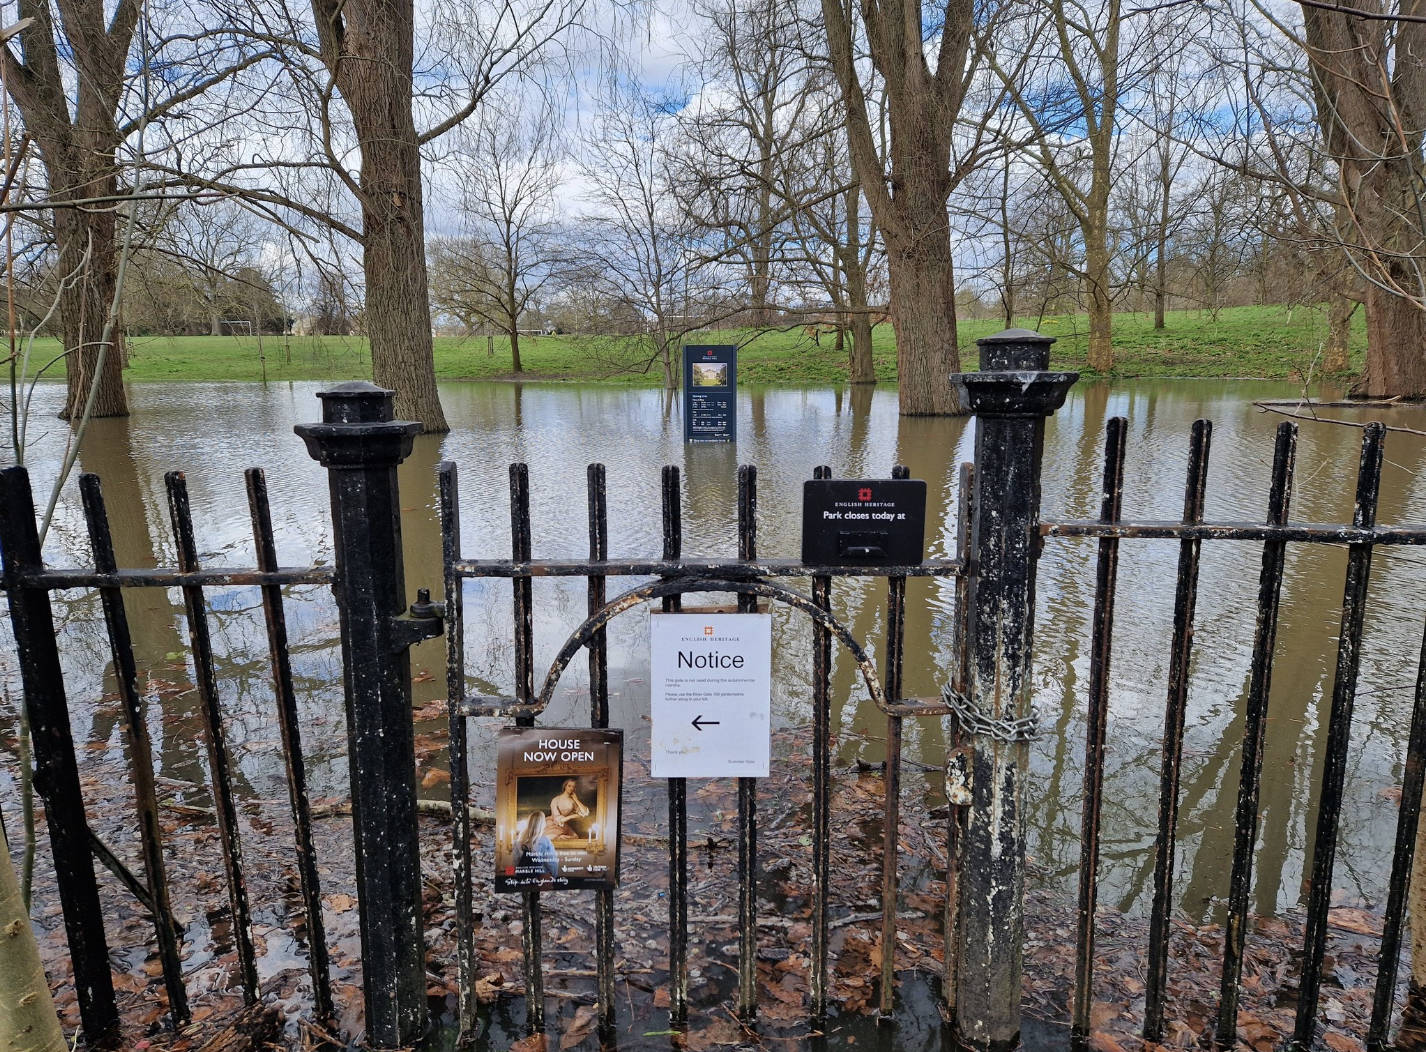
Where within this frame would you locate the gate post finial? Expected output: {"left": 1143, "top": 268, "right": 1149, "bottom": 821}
{"left": 947, "top": 331, "right": 1077, "bottom": 1052}
{"left": 295, "top": 382, "right": 428, "bottom": 1048}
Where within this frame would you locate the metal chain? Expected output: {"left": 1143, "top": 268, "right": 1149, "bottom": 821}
{"left": 941, "top": 683, "right": 1043, "bottom": 743}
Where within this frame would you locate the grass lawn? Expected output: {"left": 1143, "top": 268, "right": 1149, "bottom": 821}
{"left": 14, "top": 304, "right": 1364, "bottom": 386}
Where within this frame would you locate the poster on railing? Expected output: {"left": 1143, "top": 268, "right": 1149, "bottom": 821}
{"left": 494, "top": 728, "right": 623, "bottom": 892}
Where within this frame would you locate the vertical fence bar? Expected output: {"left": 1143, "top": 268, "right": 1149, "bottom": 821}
{"left": 1293, "top": 422, "right": 1385, "bottom": 1048}
{"left": 879, "top": 463, "right": 910, "bottom": 1019}
{"left": 164, "top": 470, "right": 259, "bottom": 1005}
{"left": 439, "top": 462, "right": 477, "bottom": 1038}
{"left": 1143, "top": 420, "right": 1211, "bottom": 1043}
{"left": 509, "top": 463, "right": 544, "bottom": 1032}
{"left": 588, "top": 463, "right": 617, "bottom": 1037}
{"left": 737, "top": 464, "right": 759, "bottom": 1023}
{"left": 1368, "top": 601, "right": 1426, "bottom": 1052}
{"left": 810, "top": 464, "right": 832, "bottom": 1021}
{"left": 245, "top": 468, "right": 332, "bottom": 1022}
{"left": 0, "top": 467, "right": 119, "bottom": 1044}
{"left": 79, "top": 474, "right": 188, "bottom": 1024}
{"left": 945, "top": 461, "right": 974, "bottom": 1005}
{"left": 950, "top": 330, "right": 1076, "bottom": 1052}
{"left": 1072, "top": 417, "right": 1128, "bottom": 1041}
{"left": 662, "top": 465, "right": 689, "bottom": 1027}
{"left": 1214, "top": 420, "right": 1298, "bottom": 1049}
{"left": 295, "top": 383, "right": 428, "bottom": 1047}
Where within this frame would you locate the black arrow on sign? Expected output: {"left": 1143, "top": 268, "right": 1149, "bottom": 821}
{"left": 691, "top": 714, "right": 720, "bottom": 731}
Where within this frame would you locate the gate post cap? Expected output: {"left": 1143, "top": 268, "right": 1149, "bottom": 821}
{"left": 976, "top": 328, "right": 1056, "bottom": 371}
{"left": 315, "top": 381, "right": 397, "bottom": 424}
{"left": 295, "top": 382, "right": 421, "bottom": 467}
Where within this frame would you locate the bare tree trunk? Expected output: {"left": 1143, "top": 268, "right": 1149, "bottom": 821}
{"left": 0, "top": 821, "right": 66, "bottom": 1052}
{"left": 1086, "top": 234, "right": 1114, "bottom": 372}
{"left": 819, "top": 0, "right": 970, "bottom": 416}
{"left": 509, "top": 328, "right": 522, "bottom": 373}
{"left": 885, "top": 225, "right": 960, "bottom": 414}
{"left": 1300, "top": 1, "right": 1426, "bottom": 400}
{"left": 845, "top": 190, "right": 875, "bottom": 384}
{"left": 313, "top": 0, "right": 448, "bottom": 431}
{"left": 1356, "top": 284, "right": 1426, "bottom": 399}
{"left": 1324, "top": 294, "right": 1354, "bottom": 374}
{"left": 54, "top": 195, "right": 128, "bottom": 419}
{"left": 5, "top": 0, "right": 133, "bottom": 422}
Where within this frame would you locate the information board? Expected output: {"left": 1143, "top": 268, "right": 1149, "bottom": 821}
{"left": 650, "top": 612, "right": 771, "bottom": 777}
{"left": 800, "top": 478, "right": 928, "bottom": 565}
{"left": 682, "top": 344, "right": 737, "bottom": 442}
{"left": 494, "top": 728, "right": 623, "bottom": 892}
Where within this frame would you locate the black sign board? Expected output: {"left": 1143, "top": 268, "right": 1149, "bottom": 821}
{"left": 683, "top": 344, "right": 737, "bottom": 443}
{"left": 800, "top": 479, "right": 928, "bottom": 565}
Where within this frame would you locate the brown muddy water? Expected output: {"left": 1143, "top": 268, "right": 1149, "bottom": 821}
{"left": 1, "top": 378, "right": 1424, "bottom": 1048}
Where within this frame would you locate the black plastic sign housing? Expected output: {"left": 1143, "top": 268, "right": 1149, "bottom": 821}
{"left": 683, "top": 344, "right": 737, "bottom": 442}
{"left": 800, "top": 479, "right": 928, "bottom": 565}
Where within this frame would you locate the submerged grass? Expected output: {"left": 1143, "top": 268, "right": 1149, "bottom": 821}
{"left": 26, "top": 304, "right": 1363, "bottom": 385}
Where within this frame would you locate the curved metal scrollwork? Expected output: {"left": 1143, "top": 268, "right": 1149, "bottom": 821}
{"left": 474, "top": 576, "right": 899, "bottom": 720}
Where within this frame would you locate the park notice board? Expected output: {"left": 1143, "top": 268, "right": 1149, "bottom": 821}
{"left": 649, "top": 612, "right": 772, "bottom": 778}
{"left": 494, "top": 728, "right": 623, "bottom": 892}
{"left": 682, "top": 344, "right": 737, "bottom": 442}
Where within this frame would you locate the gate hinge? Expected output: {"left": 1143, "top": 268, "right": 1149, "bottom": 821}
{"left": 391, "top": 588, "right": 444, "bottom": 651}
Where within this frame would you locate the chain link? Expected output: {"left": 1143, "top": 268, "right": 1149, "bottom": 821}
{"left": 941, "top": 683, "right": 1043, "bottom": 743}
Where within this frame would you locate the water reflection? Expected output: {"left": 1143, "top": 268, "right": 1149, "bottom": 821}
{"left": 5, "top": 377, "right": 1426, "bottom": 926}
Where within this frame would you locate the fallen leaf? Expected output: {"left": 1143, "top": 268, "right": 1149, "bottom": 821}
{"left": 327, "top": 894, "right": 357, "bottom": 912}
{"left": 1325, "top": 1033, "right": 1364, "bottom": 1052}
{"left": 421, "top": 767, "right": 451, "bottom": 788}
{"left": 1328, "top": 908, "right": 1383, "bottom": 936}
{"left": 560, "top": 1005, "right": 599, "bottom": 1050}
{"left": 1091, "top": 1002, "right": 1120, "bottom": 1028}
{"left": 511, "top": 1035, "right": 550, "bottom": 1052}
{"left": 1088, "top": 1032, "right": 1126, "bottom": 1052}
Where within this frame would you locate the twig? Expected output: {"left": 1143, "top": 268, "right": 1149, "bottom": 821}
{"left": 1252, "top": 400, "right": 1426, "bottom": 437}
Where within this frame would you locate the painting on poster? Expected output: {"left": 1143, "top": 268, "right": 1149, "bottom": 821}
{"left": 494, "top": 728, "right": 623, "bottom": 892}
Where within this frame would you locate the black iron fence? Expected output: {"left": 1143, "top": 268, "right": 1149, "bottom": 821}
{"left": 4, "top": 332, "right": 1426, "bottom": 1052}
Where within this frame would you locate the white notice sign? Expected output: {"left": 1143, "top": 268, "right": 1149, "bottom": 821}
{"left": 650, "top": 612, "right": 772, "bottom": 778}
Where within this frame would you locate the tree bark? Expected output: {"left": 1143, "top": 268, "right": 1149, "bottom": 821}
{"left": 1085, "top": 234, "right": 1114, "bottom": 372}
{"left": 509, "top": 328, "right": 522, "bottom": 373}
{"left": 312, "top": 0, "right": 448, "bottom": 431}
{"left": 845, "top": 187, "right": 875, "bottom": 384}
{"left": 1324, "top": 294, "right": 1354, "bottom": 374}
{"left": 1356, "top": 283, "right": 1426, "bottom": 398}
{"left": 884, "top": 225, "right": 959, "bottom": 413}
{"left": 0, "top": 821, "right": 66, "bottom": 1052}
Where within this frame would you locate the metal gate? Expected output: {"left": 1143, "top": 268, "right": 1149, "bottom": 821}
{"left": 5, "top": 331, "right": 1426, "bottom": 1052}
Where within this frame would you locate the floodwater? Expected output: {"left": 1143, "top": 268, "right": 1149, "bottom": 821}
{"left": 3, "top": 375, "right": 1425, "bottom": 946}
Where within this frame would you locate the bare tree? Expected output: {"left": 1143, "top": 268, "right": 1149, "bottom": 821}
{"left": 571, "top": 79, "right": 728, "bottom": 389}
{"left": 2, "top": 0, "right": 269, "bottom": 418}
{"left": 818, "top": 0, "right": 1002, "bottom": 414}
{"left": 435, "top": 107, "right": 560, "bottom": 373}
{"left": 160, "top": 0, "right": 591, "bottom": 429}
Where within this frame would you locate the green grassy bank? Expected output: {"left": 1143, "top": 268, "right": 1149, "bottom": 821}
{"left": 16, "top": 305, "right": 1364, "bottom": 386}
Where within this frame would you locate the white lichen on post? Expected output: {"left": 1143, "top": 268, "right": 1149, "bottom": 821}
{"left": 0, "top": 822, "right": 65, "bottom": 1052}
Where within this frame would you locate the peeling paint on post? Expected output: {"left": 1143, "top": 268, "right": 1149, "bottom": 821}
{"left": 949, "top": 331, "right": 1076, "bottom": 1052}
{"left": 296, "top": 383, "right": 430, "bottom": 1048}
